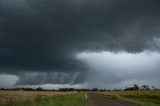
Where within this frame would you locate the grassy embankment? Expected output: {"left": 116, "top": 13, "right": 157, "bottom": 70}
{"left": 0, "top": 91, "right": 89, "bottom": 106}
{"left": 97, "top": 90, "right": 160, "bottom": 106}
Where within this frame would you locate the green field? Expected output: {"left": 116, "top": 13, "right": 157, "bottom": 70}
{"left": 97, "top": 90, "right": 160, "bottom": 106}
{"left": 1, "top": 90, "right": 160, "bottom": 106}
{"left": 0, "top": 92, "right": 90, "bottom": 106}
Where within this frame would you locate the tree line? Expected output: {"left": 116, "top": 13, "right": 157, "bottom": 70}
{"left": 0, "top": 84, "right": 159, "bottom": 91}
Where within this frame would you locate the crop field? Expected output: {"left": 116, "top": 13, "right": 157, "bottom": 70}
{"left": 0, "top": 91, "right": 89, "bottom": 106}
{"left": 97, "top": 90, "right": 160, "bottom": 106}
{"left": 1, "top": 90, "right": 160, "bottom": 106}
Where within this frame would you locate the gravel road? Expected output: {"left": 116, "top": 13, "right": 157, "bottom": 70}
{"left": 88, "top": 93, "right": 138, "bottom": 106}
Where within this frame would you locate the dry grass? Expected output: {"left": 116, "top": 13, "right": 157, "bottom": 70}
{"left": 96, "top": 90, "right": 160, "bottom": 106}
{"left": 0, "top": 91, "right": 74, "bottom": 105}
{"left": 98, "top": 90, "right": 160, "bottom": 98}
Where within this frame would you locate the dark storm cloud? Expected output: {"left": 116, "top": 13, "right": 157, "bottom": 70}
{"left": 0, "top": 0, "right": 160, "bottom": 85}
{"left": 15, "top": 71, "right": 87, "bottom": 85}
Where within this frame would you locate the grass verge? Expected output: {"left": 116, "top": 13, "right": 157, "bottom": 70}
{"left": 1, "top": 93, "right": 89, "bottom": 106}
{"left": 119, "top": 96, "right": 160, "bottom": 106}
{"left": 97, "top": 90, "right": 160, "bottom": 106}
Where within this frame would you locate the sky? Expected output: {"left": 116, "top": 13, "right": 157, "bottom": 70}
{"left": 0, "top": 0, "right": 160, "bottom": 89}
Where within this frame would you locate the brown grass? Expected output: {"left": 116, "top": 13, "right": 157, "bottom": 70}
{"left": 0, "top": 91, "right": 74, "bottom": 105}
{"left": 97, "top": 90, "right": 160, "bottom": 99}
{"left": 96, "top": 90, "right": 160, "bottom": 106}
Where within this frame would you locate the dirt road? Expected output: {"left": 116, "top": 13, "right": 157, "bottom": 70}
{"left": 88, "top": 93, "right": 138, "bottom": 106}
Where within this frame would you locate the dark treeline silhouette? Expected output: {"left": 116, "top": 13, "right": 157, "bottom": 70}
{"left": 0, "top": 84, "right": 159, "bottom": 92}
{"left": 125, "top": 84, "right": 156, "bottom": 91}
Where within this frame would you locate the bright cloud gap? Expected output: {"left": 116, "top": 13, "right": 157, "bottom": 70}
{"left": 75, "top": 50, "right": 160, "bottom": 89}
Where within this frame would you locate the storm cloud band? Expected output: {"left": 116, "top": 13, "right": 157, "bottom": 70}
{"left": 0, "top": 0, "right": 160, "bottom": 87}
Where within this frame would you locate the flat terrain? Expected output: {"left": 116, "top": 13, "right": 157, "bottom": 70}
{"left": 88, "top": 93, "right": 138, "bottom": 106}
{"left": 0, "top": 91, "right": 74, "bottom": 105}
{"left": 97, "top": 90, "right": 160, "bottom": 106}
{"left": 0, "top": 90, "right": 160, "bottom": 106}
{"left": 0, "top": 91, "right": 81, "bottom": 106}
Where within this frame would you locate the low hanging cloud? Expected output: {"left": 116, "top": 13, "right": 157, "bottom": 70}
{"left": 76, "top": 51, "right": 160, "bottom": 88}
{"left": 15, "top": 71, "right": 87, "bottom": 85}
{"left": 0, "top": 0, "right": 160, "bottom": 88}
{"left": 0, "top": 74, "right": 18, "bottom": 88}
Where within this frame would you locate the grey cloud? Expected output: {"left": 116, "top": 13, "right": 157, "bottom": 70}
{"left": 0, "top": 0, "right": 160, "bottom": 86}
{"left": 15, "top": 71, "right": 87, "bottom": 85}
{"left": 76, "top": 51, "right": 160, "bottom": 88}
{"left": 0, "top": 74, "right": 18, "bottom": 88}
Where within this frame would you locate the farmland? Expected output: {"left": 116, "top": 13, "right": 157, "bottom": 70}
{"left": 0, "top": 90, "right": 160, "bottom": 106}
{"left": 0, "top": 91, "right": 89, "bottom": 106}
{"left": 96, "top": 90, "right": 160, "bottom": 106}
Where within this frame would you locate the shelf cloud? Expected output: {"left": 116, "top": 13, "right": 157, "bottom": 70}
{"left": 0, "top": 0, "right": 160, "bottom": 88}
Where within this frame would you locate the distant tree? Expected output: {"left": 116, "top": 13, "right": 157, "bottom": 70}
{"left": 125, "top": 84, "right": 139, "bottom": 91}
{"left": 152, "top": 86, "right": 155, "bottom": 90}
{"left": 134, "top": 84, "right": 139, "bottom": 90}
{"left": 0, "top": 88, "right": 5, "bottom": 90}
{"left": 141, "top": 85, "right": 150, "bottom": 90}
{"left": 92, "top": 88, "right": 98, "bottom": 91}
{"left": 36, "top": 87, "right": 43, "bottom": 91}
{"left": 52, "top": 89, "right": 55, "bottom": 91}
